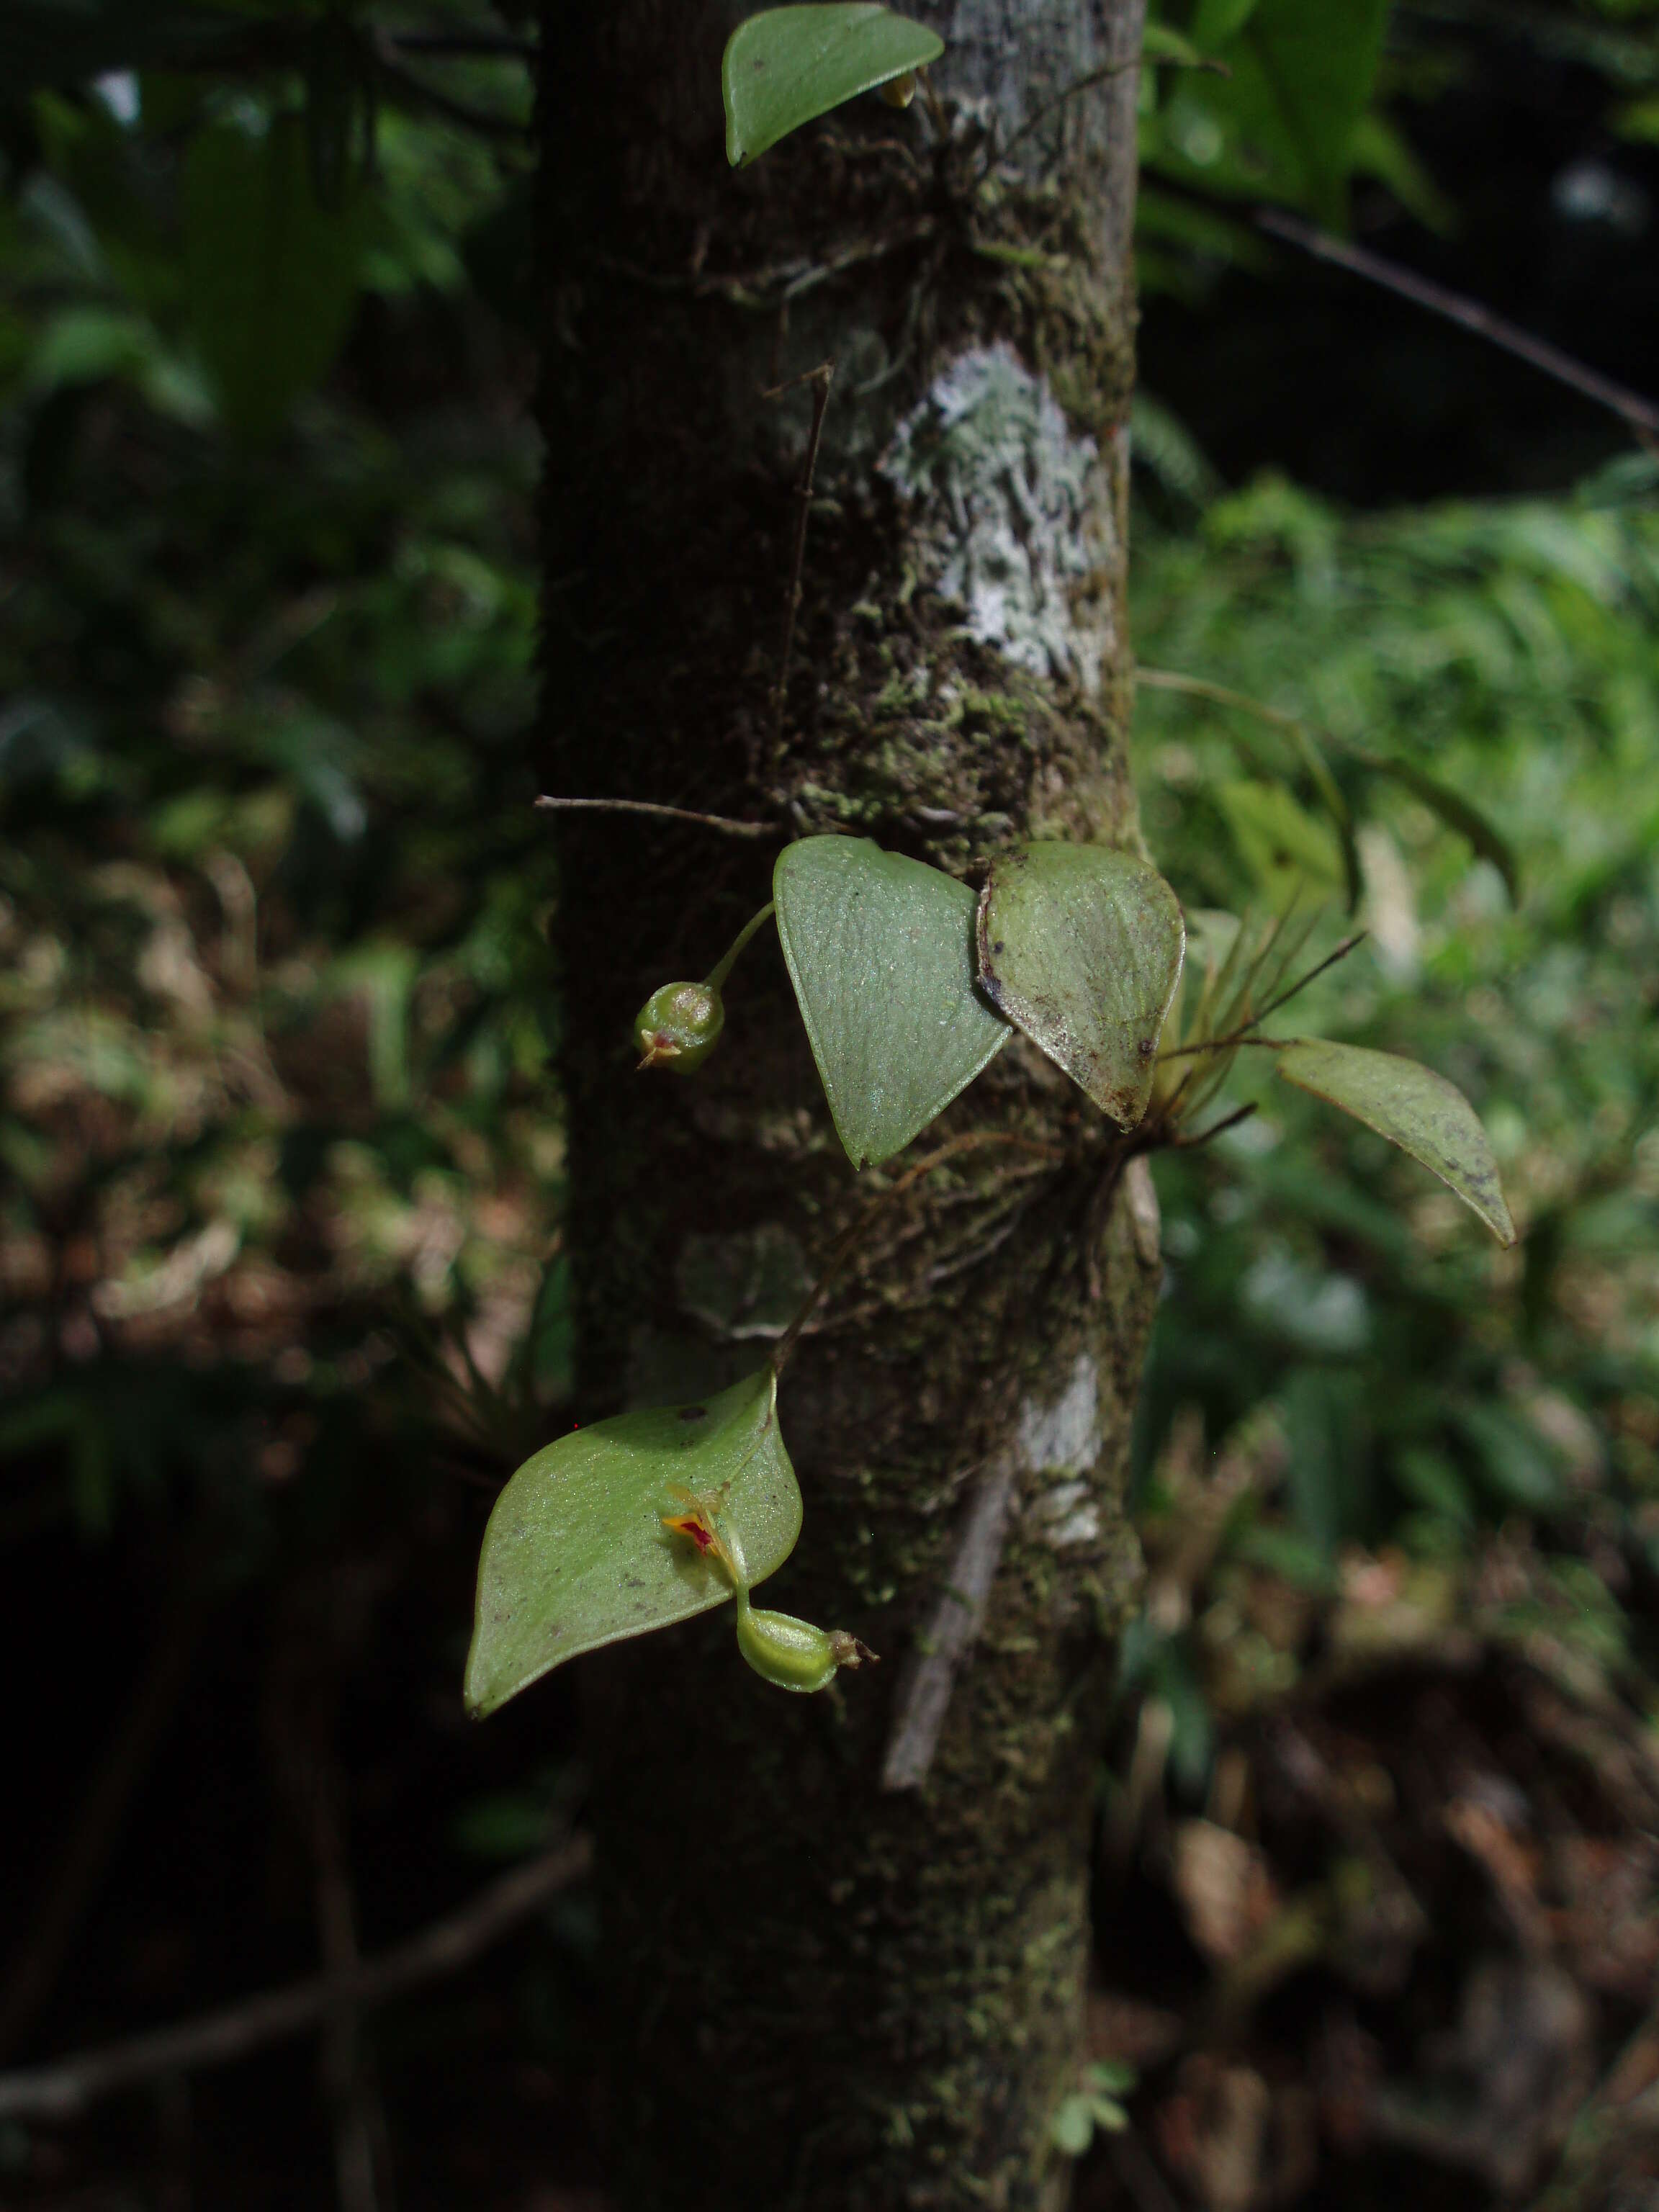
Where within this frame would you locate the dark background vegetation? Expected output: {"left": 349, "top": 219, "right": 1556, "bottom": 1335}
{"left": 1, "top": 2, "right": 1656, "bottom": 2206}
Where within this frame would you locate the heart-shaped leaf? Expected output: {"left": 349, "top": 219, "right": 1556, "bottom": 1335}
{"left": 722, "top": 5, "right": 944, "bottom": 167}
{"left": 976, "top": 844, "right": 1186, "bottom": 1129}
{"left": 465, "top": 1369, "right": 801, "bottom": 1717}
{"left": 774, "top": 836, "right": 1012, "bottom": 1169}
{"left": 1275, "top": 1040, "right": 1516, "bottom": 1246}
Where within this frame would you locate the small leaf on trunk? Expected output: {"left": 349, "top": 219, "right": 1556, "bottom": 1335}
{"left": 721, "top": 5, "right": 943, "bottom": 166}
{"left": 465, "top": 1369, "right": 801, "bottom": 1717}
{"left": 976, "top": 843, "right": 1185, "bottom": 1129}
{"left": 774, "top": 836, "right": 1012, "bottom": 1169}
{"left": 1275, "top": 1039, "right": 1516, "bottom": 1246}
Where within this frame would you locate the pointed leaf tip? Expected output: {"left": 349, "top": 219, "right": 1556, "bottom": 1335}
{"left": 721, "top": 6, "right": 944, "bottom": 166}
{"left": 464, "top": 1369, "right": 801, "bottom": 1717}
{"left": 976, "top": 843, "right": 1185, "bottom": 1130}
{"left": 1275, "top": 1039, "right": 1516, "bottom": 1247}
{"left": 774, "top": 836, "right": 1012, "bottom": 1169}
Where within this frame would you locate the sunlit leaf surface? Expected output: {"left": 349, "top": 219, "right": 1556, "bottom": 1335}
{"left": 466, "top": 1369, "right": 801, "bottom": 1717}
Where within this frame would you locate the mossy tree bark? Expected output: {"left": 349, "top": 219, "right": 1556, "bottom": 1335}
{"left": 539, "top": 2, "right": 1156, "bottom": 2205}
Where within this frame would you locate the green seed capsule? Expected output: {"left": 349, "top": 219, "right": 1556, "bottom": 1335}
{"left": 633, "top": 980, "right": 724, "bottom": 1073}
{"left": 734, "top": 1593, "right": 877, "bottom": 1694}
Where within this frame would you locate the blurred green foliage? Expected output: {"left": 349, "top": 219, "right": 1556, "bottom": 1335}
{"left": 2, "top": 0, "right": 1655, "bottom": 1835}
{"left": 0, "top": 16, "right": 1656, "bottom": 2203}
{"left": 1, "top": 24, "right": 559, "bottom": 1560}
{"left": 1124, "top": 444, "right": 1659, "bottom": 1779}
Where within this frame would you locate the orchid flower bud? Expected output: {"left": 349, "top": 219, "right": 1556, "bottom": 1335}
{"left": 633, "top": 979, "right": 724, "bottom": 1073}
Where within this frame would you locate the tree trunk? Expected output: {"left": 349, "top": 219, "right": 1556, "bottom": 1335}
{"left": 539, "top": 3, "right": 1155, "bottom": 2205}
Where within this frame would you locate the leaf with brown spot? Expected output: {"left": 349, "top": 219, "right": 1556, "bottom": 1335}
{"left": 1276, "top": 1039, "right": 1516, "bottom": 1246}
{"left": 464, "top": 1370, "right": 801, "bottom": 1717}
{"left": 976, "top": 843, "right": 1185, "bottom": 1129}
{"left": 721, "top": 5, "right": 943, "bottom": 167}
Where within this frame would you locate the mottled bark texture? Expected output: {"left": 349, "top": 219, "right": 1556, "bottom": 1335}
{"left": 539, "top": 2, "right": 1156, "bottom": 2205}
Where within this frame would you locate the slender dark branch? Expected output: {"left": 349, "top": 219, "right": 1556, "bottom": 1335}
{"left": 1255, "top": 207, "right": 1659, "bottom": 450}
{"left": 989, "top": 46, "right": 1230, "bottom": 177}
{"left": 590, "top": 221, "right": 935, "bottom": 314}
{"left": 1246, "top": 932, "right": 1367, "bottom": 1028}
{"left": 1135, "top": 665, "right": 1356, "bottom": 906}
{"left": 0, "top": 1608, "right": 200, "bottom": 2060}
{"left": 1156, "top": 1028, "right": 1274, "bottom": 1070}
{"left": 989, "top": 58, "right": 1138, "bottom": 172}
{"left": 309, "top": 1755, "right": 380, "bottom": 2212}
{"left": 704, "top": 903, "right": 777, "bottom": 990}
{"left": 1172, "top": 1102, "right": 1259, "bottom": 1150}
{"left": 1136, "top": 663, "right": 1519, "bottom": 899}
{"left": 0, "top": 1840, "right": 591, "bottom": 2124}
{"left": 764, "top": 362, "right": 835, "bottom": 770}
{"left": 1137, "top": 663, "right": 1303, "bottom": 733}
{"left": 534, "top": 796, "right": 777, "bottom": 841}
{"left": 1157, "top": 935, "right": 1367, "bottom": 1063}
{"left": 761, "top": 361, "right": 842, "bottom": 399}
{"left": 779, "top": 225, "right": 938, "bottom": 304}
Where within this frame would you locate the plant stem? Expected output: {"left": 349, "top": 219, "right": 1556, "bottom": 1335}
{"left": 1135, "top": 665, "right": 1519, "bottom": 899}
{"left": 1136, "top": 662, "right": 1303, "bottom": 730}
{"left": 704, "top": 902, "right": 777, "bottom": 990}
{"left": 1254, "top": 204, "right": 1659, "bottom": 451}
{"left": 1172, "top": 1102, "right": 1259, "bottom": 1149}
{"left": 985, "top": 45, "right": 1230, "bottom": 178}
{"left": 0, "top": 1843, "right": 590, "bottom": 2123}
{"left": 1135, "top": 665, "right": 1361, "bottom": 907}
{"left": 534, "top": 794, "right": 775, "bottom": 840}
{"left": 1156, "top": 935, "right": 1366, "bottom": 1063}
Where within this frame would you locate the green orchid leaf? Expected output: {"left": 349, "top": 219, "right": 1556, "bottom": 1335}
{"left": 722, "top": 5, "right": 943, "bottom": 167}
{"left": 465, "top": 1368, "right": 801, "bottom": 1717}
{"left": 773, "top": 836, "right": 1012, "bottom": 1169}
{"left": 1276, "top": 1040, "right": 1516, "bottom": 1246}
{"left": 976, "top": 843, "right": 1185, "bottom": 1129}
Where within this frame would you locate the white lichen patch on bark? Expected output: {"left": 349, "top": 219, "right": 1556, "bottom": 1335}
{"left": 1032, "top": 1478, "right": 1100, "bottom": 1550}
{"left": 1018, "top": 1352, "right": 1100, "bottom": 1471}
{"left": 880, "top": 342, "right": 1113, "bottom": 693}
{"left": 1017, "top": 1352, "right": 1104, "bottom": 1545}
